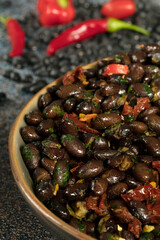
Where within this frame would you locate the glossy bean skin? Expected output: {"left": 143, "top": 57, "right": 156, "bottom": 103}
{"left": 56, "top": 84, "right": 81, "bottom": 99}
{"left": 92, "top": 137, "right": 109, "bottom": 150}
{"left": 121, "top": 230, "right": 135, "bottom": 240}
{"left": 91, "top": 113, "right": 121, "bottom": 130}
{"left": 132, "top": 163, "right": 153, "bottom": 183}
{"left": 76, "top": 101, "right": 92, "bottom": 114}
{"left": 22, "top": 143, "right": 40, "bottom": 170}
{"left": 78, "top": 160, "right": 103, "bottom": 179}
{"left": 37, "top": 119, "right": 54, "bottom": 137}
{"left": 129, "top": 50, "right": 147, "bottom": 63}
{"left": 84, "top": 68, "right": 97, "bottom": 79}
{"left": 41, "top": 135, "right": 59, "bottom": 149}
{"left": 49, "top": 198, "right": 70, "bottom": 220}
{"left": 60, "top": 118, "right": 78, "bottom": 136}
{"left": 69, "top": 218, "right": 87, "bottom": 233}
{"left": 63, "top": 98, "right": 77, "bottom": 113}
{"left": 35, "top": 180, "right": 54, "bottom": 202}
{"left": 53, "top": 159, "right": 69, "bottom": 187}
{"left": 93, "top": 149, "right": 119, "bottom": 161}
{"left": 132, "top": 83, "right": 153, "bottom": 99}
{"left": 129, "top": 63, "right": 145, "bottom": 82}
{"left": 61, "top": 134, "right": 86, "bottom": 158}
{"left": 143, "top": 136, "right": 160, "bottom": 157}
{"left": 43, "top": 147, "right": 64, "bottom": 161}
{"left": 144, "top": 114, "right": 160, "bottom": 134}
{"left": 100, "top": 84, "right": 124, "bottom": 97}
{"left": 139, "top": 106, "right": 160, "bottom": 119}
{"left": 21, "top": 126, "right": 41, "bottom": 143}
{"left": 143, "top": 43, "right": 160, "bottom": 55}
{"left": 25, "top": 110, "right": 43, "bottom": 126}
{"left": 91, "top": 178, "right": 108, "bottom": 196}
{"left": 33, "top": 167, "right": 51, "bottom": 183}
{"left": 130, "top": 121, "right": 148, "bottom": 134}
{"left": 65, "top": 183, "right": 88, "bottom": 201}
{"left": 129, "top": 200, "right": 151, "bottom": 223}
{"left": 107, "top": 74, "right": 133, "bottom": 85}
{"left": 38, "top": 92, "right": 53, "bottom": 109}
{"left": 102, "top": 169, "right": 125, "bottom": 185}
{"left": 102, "top": 94, "right": 126, "bottom": 111}
{"left": 138, "top": 155, "right": 153, "bottom": 166}
{"left": 140, "top": 232, "right": 154, "bottom": 240}
{"left": 41, "top": 157, "right": 57, "bottom": 175}
{"left": 145, "top": 65, "right": 159, "bottom": 75}
{"left": 107, "top": 182, "right": 128, "bottom": 199}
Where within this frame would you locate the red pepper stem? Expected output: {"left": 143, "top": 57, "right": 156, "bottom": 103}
{"left": 57, "top": 0, "right": 68, "bottom": 8}
{"left": 0, "top": 16, "right": 10, "bottom": 25}
{"left": 107, "top": 18, "right": 150, "bottom": 36}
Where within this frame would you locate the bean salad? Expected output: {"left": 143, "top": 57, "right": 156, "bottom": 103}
{"left": 21, "top": 43, "right": 160, "bottom": 240}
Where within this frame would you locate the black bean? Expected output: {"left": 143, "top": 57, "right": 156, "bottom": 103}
{"left": 128, "top": 50, "right": 147, "bottom": 63}
{"left": 25, "top": 110, "right": 43, "bottom": 126}
{"left": 132, "top": 163, "right": 153, "bottom": 183}
{"left": 129, "top": 200, "right": 151, "bottom": 223}
{"left": 22, "top": 143, "right": 40, "bottom": 170}
{"left": 53, "top": 159, "right": 69, "bottom": 187}
{"left": 91, "top": 113, "right": 121, "bottom": 130}
{"left": 60, "top": 118, "right": 78, "bottom": 136}
{"left": 144, "top": 114, "right": 160, "bottom": 134}
{"left": 76, "top": 101, "right": 92, "bottom": 114}
{"left": 93, "top": 149, "right": 119, "bottom": 161}
{"left": 21, "top": 126, "right": 41, "bottom": 143}
{"left": 41, "top": 157, "right": 57, "bottom": 175}
{"left": 143, "top": 136, "right": 160, "bottom": 157}
{"left": 33, "top": 167, "right": 51, "bottom": 183}
{"left": 22, "top": 80, "right": 47, "bottom": 94}
{"left": 78, "top": 160, "right": 103, "bottom": 179}
{"left": 49, "top": 198, "right": 70, "bottom": 220}
{"left": 65, "top": 183, "right": 88, "bottom": 201}
{"left": 56, "top": 84, "right": 82, "bottom": 99}
{"left": 37, "top": 119, "right": 54, "bottom": 137}
{"left": 102, "top": 169, "right": 126, "bottom": 185}
{"left": 43, "top": 148, "right": 64, "bottom": 161}
{"left": 38, "top": 92, "right": 53, "bottom": 110}
{"left": 129, "top": 63, "right": 145, "bottom": 82}
{"left": 35, "top": 180, "right": 54, "bottom": 202}
{"left": 91, "top": 178, "right": 108, "bottom": 196}
{"left": 63, "top": 98, "right": 77, "bottom": 113}
{"left": 121, "top": 230, "right": 135, "bottom": 240}
{"left": 42, "top": 100, "right": 63, "bottom": 119}
{"left": 107, "top": 182, "right": 128, "bottom": 199}
{"left": 130, "top": 121, "right": 148, "bottom": 134}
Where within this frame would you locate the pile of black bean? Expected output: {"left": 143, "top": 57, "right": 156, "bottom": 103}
{"left": 21, "top": 43, "right": 160, "bottom": 240}
{"left": 1, "top": 0, "right": 160, "bottom": 100}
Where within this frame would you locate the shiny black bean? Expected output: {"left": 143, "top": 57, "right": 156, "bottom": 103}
{"left": 84, "top": 68, "right": 97, "bottom": 78}
{"left": 81, "top": 133, "right": 96, "bottom": 147}
{"left": 129, "top": 50, "right": 147, "bottom": 63}
{"left": 129, "top": 63, "right": 145, "bottom": 82}
{"left": 43, "top": 101, "right": 63, "bottom": 120}
{"left": 144, "top": 114, "right": 160, "bottom": 134}
{"left": 94, "top": 89, "right": 104, "bottom": 102}
{"left": 100, "top": 84, "right": 124, "bottom": 96}
{"left": 132, "top": 83, "right": 153, "bottom": 99}
{"left": 88, "top": 77, "right": 100, "bottom": 89}
{"left": 43, "top": 147, "right": 64, "bottom": 161}
{"left": 65, "top": 183, "right": 88, "bottom": 201}
{"left": 60, "top": 118, "right": 78, "bottom": 136}
{"left": 92, "top": 137, "right": 109, "bottom": 150}
{"left": 56, "top": 84, "right": 81, "bottom": 99}
{"left": 37, "top": 119, "right": 54, "bottom": 137}
{"left": 132, "top": 163, "right": 153, "bottom": 183}
{"left": 130, "top": 121, "right": 148, "bottom": 134}
{"left": 78, "top": 160, "right": 103, "bottom": 179}
{"left": 69, "top": 218, "right": 87, "bottom": 233}
{"left": 38, "top": 92, "right": 53, "bottom": 110}
{"left": 41, "top": 136, "right": 59, "bottom": 149}
{"left": 143, "top": 43, "right": 160, "bottom": 54}
{"left": 25, "top": 110, "right": 43, "bottom": 126}
{"left": 53, "top": 159, "right": 69, "bottom": 187}
{"left": 91, "top": 100, "right": 101, "bottom": 114}
{"left": 93, "top": 149, "right": 119, "bottom": 161}
{"left": 102, "top": 94, "right": 127, "bottom": 111}
{"left": 143, "top": 73, "right": 152, "bottom": 84}
{"left": 143, "top": 136, "right": 160, "bottom": 157}
{"left": 47, "top": 85, "right": 59, "bottom": 95}
{"left": 92, "top": 113, "right": 121, "bottom": 130}
{"left": 22, "top": 143, "right": 40, "bottom": 170}
{"left": 41, "top": 157, "right": 57, "bottom": 175}
{"left": 35, "top": 180, "right": 54, "bottom": 202}
{"left": 102, "top": 169, "right": 126, "bottom": 185}
{"left": 121, "top": 230, "right": 135, "bottom": 240}
{"left": 107, "top": 182, "right": 128, "bottom": 199}
{"left": 49, "top": 198, "right": 70, "bottom": 220}
{"left": 76, "top": 101, "right": 92, "bottom": 114}
{"left": 99, "top": 233, "right": 118, "bottom": 240}
{"left": 63, "top": 98, "right": 76, "bottom": 113}
{"left": 138, "top": 155, "right": 153, "bottom": 166}
{"left": 140, "top": 106, "right": 160, "bottom": 119}
{"left": 139, "top": 232, "right": 154, "bottom": 240}
{"left": 129, "top": 200, "right": 151, "bottom": 223}
{"left": 33, "top": 167, "right": 51, "bottom": 183}
{"left": 145, "top": 65, "right": 159, "bottom": 75}
{"left": 21, "top": 126, "right": 41, "bottom": 143}
{"left": 91, "top": 178, "right": 108, "bottom": 196}
{"left": 61, "top": 134, "right": 86, "bottom": 158}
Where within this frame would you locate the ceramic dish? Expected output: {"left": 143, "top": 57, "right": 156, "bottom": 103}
{"left": 8, "top": 58, "right": 109, "bottom": 240}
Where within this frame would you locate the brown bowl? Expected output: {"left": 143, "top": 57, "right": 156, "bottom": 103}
{"left": 8, "top": 58, "right": 109, "bottom": 240}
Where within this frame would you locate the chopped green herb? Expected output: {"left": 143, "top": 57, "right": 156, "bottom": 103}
{"left": 48, "top": 128, "right": 54, "bottom": 133}
{"left": 22, "top": 146, "right": 34, "bottom": 162}
{"left": 148, "top": 65, "right": 158, "bottom": 70}
{"left": 149, "top": 196, "right": 156, "bottom": 204}
{"left": 77, "top": 220, "right": 86, "bottom": 232}
{"left": 124, "top": 114, "right": 135, "bottom": 122}
{"left": 144, "top": 84, "right": 151, "bottom": 94}
{"left": 127, "top": 84, "right": 133, "bottom": 93}
{"left": 139, "top": 232, "right": 153, "bottom": 240}
{"left": 51, "top": 133, "right": 57, "bottom": 138}
{"left": 147, "top": 168, "right": 152, "bottom": 173}
{"left": 57, "top": 110, "right": 65, "bottom": 117}
{"left": 113, "top": 56, "right": 122, "bottom": 62}
{"left": 62, "top": 164, "right": 70, "bottom": 184}
{"left": 153, "top": 228, "right": 160, "bottom": 236}
{"left": 61, "top": 134, "right": 75, "bottom": 143}
{"left": 92, "top": 100, "right": 98, "bottom": 107}
{"left": 120, "top": 78, "right": 127, "bottom": 84}
{"left": 111, "top": 204, "right": 118, "bottom": 209}
{"left": 131, "top": 156, "right": 138, "bottom": 163}
{"left": 54, "top": 164, "right": 61, "bottom": 175}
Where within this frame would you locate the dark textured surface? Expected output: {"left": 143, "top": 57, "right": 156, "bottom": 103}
{"left": 0, "top": 0, "right": 160, "bottom": 239}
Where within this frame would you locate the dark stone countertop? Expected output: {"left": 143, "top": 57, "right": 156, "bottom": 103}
{"left": 0, "top": 0, "right": 160, "bottom": 239}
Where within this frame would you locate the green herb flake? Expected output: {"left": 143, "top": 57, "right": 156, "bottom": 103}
{"left": 144, "top": 84, "right": 151, "bottom": 94}
{"left": 22, "top": 146, "right": 34, "bottom": 162}
{"left": 124, "top": 114, "right": 135, "bottom": 122}
{"left": 111, "top": 204, "right": 118, "bottom": 209}
{"left": 127, "top": 84, "right": 133, "bottom": 93}
{"left": 48, "top": 128, "right": 54, "bottom": 133}
{"left": 54, "top": 164, "right": 61, "bottom": 175}
{"left": 62, "top": 164, "right": 70, "bottom": 184}
{"left": 52, "top": 105, "right": 61, "bottom": 111}
{"left": 61, "top": 134, "right": 75, "bottom": 143}
{"left": 92, "top": 100, "right": 98, "bottom": 107}
{"left": 77, "top": 220, "right": 86, "bottom": 232}
{"left": 107, "top": 233, "right": 116, "bottom": 240}
{"left": 147, "top": 168, "right": 152, "bottom": 173}
{"left": 153, "top": 228, "right": 160, "bottom": 236}
{"left": 51, "top": 133, "right": 57, "bottom": 138}
{"left": 57, "top": 110, "right": 65, "bottom": 117}
{"left": 139, "top": 232, "right": 153, "bottom": 240}
{"left": 149, "top": 196, "right": 156, "bottom": 204}
{"left": 148, "top": 65, "right": 158, "bottom": 70}
{"left": 120, "top": 78, "right": 127, "bottom": 84}
{"left": 131, "top": 156, "right": 138, "bottom": 163}
{"left": 113, "top": 56, "right": 122, "bottom": 62}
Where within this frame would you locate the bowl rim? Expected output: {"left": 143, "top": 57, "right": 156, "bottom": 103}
{"left": 8, "top": 58, "right": 110, "bottom": 240}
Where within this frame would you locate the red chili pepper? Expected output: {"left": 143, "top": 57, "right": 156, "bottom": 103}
{"left": 103, "top": 64, "right": 129, "bottom": 76}
{"left": 37, "top": 0, "right": 75, "bottom": 26}
{"left": 86, "top": 193, "right": 108, "bottom": 216}
{"left": 47, "top": 18, "right": 150, "bottom": 55}
{"left": 62, "top": 66, "right": 86, "bottom": 85}
{"left": 122, "top": 184, "right": 160, "bottom": 224}
{"left": 122, "top": 97, "right": 150, "bottom": 121}
{"left": 0, "top": 17, "right": 25, "bottom": 57}
{"left": 63, "top": 112, "right": 100, "bottom": 135}
{"left": 101, "top": 0, "right": 136, "bottom": 19}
